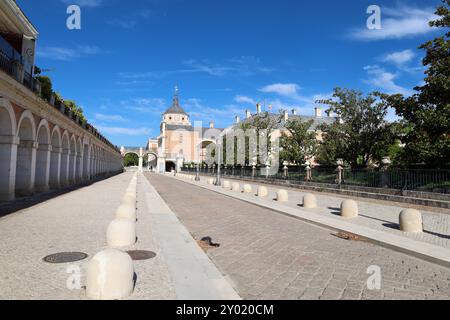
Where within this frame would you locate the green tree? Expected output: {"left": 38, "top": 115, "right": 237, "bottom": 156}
{"left": 280, "top": 118, "right": 317, "bottom": 165}
{"left": 383, "top": 0, "right": 450, "bottom": 168}
{"left": 317, "top": 88, "right": 398, "bottom": 167}
{"left": 123, "top": 153, "right": 139, "bottom": 167}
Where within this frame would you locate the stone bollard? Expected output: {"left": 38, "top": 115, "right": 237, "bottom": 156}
{"left": 222, "top": 181, "right": 231, "bottom": 189}
{"left": 340, "top": 200, "right": 358, "bottom": 218}
{"left": 116, "top": 204, "right": 136, "bottom": 221}
{"left": 276, "top": 189, "right": 289, "bottom": 202}
{"left": 207, "top": 178, "right": 214, "bottom": 185}
{"left": 243, "top": 184, "right": 253, "bottom": 193}
{"left": 107, "top": 219, "right": 136, "bottom": 247}
{"left": 86, "top": 249, "right": 134, "bottom": 300}
{"left": 257, "top": 186, "right": 268, "bottom": 197}
{"left": 122, "top": 194, "right": 136, "bottom": 207}
{"left": 232, "top": 182, "right": 240, "bottom": 192}
{"left": 302, "top": 194, "right": 317, "bottom": 208}
{"left": 399, "top": 209, "right": 423, "bottom": 233}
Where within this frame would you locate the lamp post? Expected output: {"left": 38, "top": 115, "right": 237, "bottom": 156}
{"left": 195, "top": 161, "right": 200, "bottom": 181}
{"left": 215, "top": 140, "right": 222, "bottom": 186}
{"left": 336, "top": 158, "right": 344, "bottom": 185}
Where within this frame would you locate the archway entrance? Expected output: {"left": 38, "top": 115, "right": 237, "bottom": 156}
{"left": 143, "top": 152, "right": 158, "bottom": 171}
{"left": 15, "top": 113, "right": 36, "bottom": 196}
{"left": 123, "top": 152, "right": 139, "bottom": 168}
{"left": 165, "top": 161, "right": 176, "bottom": 172}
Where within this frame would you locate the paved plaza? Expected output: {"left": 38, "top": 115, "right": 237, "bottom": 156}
{"left": 1, "top": 171, "right": 450, "bottom": 300}
{"left": 145, "top": 173, "right": 450, "bottom": 300}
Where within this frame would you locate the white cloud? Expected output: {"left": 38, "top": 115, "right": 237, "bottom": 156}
{"left": 95, "top": 125, "right": 151, "bottom": 136}
{"left": 259, "top": 83, "right": 302, "bottom": 97}
{"left": 123, "top": 98, "right": 167, "bottom": 114}
{"left": 350, "top": 5, "right": 437, "bottom": 41}
{"left": 37, "top": 45, "right": 104, "bottom": 61}
{"left": 382, "top": 49, "right": 415, "bottom": 66}
{"left": 94, "top": 113, "right": 128, "bottom": 122}
{"left": 61, "top": 0, "right": 102, "bottom": 7}
{"left": 363, "top": 65, "right": 414, "bottom": 96}
{"left": 234, "top": 95, "right": 256, "bottom": 105}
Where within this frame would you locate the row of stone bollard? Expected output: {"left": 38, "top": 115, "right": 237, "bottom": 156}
{"left": 85, "top": 173, "right": 138, "bottom": 300}
{"left": 178, "top": 173, "right": 196, "bottom": 181}
{"left": 214, "top": 179, "right": 424, "bottom": 234}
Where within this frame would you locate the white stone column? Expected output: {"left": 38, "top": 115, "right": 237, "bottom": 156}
{"left": 35, "top": 143, "right": 52, "bottom": 192}
{"left": 0, "top": 135, "right": 19, "bottom": 201}
{"left": 60, "top": 148, "right": 70, "bottom": 187}
{"left": 49, "top": 146, "right": 62, "bottom": 189}
{"left": 15, "top": 140, "right": 37, "bottom": 196}
{"left": 70, "top": 152, "right": 77, "bottom": 184}
{"left": 77, "top": 150, "right": 83, "bottom": 182}
{"left": 85, "top": 146, "right": 91, "bottom": 180}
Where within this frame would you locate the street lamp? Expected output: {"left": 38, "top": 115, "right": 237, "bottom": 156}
{"left": 214, "top": 138, "right": 222, "bottom": 186}
{"left": 195, "top": 161, "right": 200, "bottom": 181}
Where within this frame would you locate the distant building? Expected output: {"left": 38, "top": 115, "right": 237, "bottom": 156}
{"left": 123, "top": 87, "right": 336, "bottom": 172}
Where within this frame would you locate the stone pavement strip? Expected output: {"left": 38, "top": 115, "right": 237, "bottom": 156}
{"left": 0, "top": 171, "right": 239, "bottom": 300}
{"left": 145, "top": 173, "right": 450, "bottom": 300}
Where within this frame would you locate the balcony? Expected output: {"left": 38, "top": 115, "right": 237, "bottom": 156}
{"left": 0, "top": 34, "right": 40, "bottom": 93}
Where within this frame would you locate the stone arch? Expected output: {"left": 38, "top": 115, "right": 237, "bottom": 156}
{"left": 49, "top": 126, "right": 62, "bottom": 188}
{"left": 0, "top": 99, "right": 17, "bottom": 201}
{"left": 35, "top": 119, "right": 51, "bottom": 192}
{"left": 69, "top": 135, "right": 77, "bottom": 184}
{"left": 60, "top": 130, "right": 70, "bottom": 186}
{"left": 0, "top": 99, "right": 16, "bottom": 136}
{"left": 89, "top": 144, "right": 94, "bottom": 179}
{"left": 143, "top": 151, "right": 158, "bottom": 171}
{"left": 199, "top": 139, "right": 216, "bottom": 163}
{"left": 122, "top": 151, "right": 140, "bottom": 168}
{"left": 15, "top": 110, "right": 37, "bottom": 196}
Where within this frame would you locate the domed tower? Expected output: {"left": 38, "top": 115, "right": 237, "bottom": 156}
{"left": 162, "top": 86, "right": 191, "bottom": 126}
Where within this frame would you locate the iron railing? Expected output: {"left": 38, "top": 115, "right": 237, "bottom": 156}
{"left": 181, "top": 165, "right": 450, "bottom": 194}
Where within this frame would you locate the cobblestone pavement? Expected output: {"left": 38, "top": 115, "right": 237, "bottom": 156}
{"left": 0, "top": 172, "right": 176, "bottom": 300}
{"left": 182, "top": 174, "right": 450, "bottom": 249}
{"left": 145, "top": 173, "right": 450, "bottom": 300}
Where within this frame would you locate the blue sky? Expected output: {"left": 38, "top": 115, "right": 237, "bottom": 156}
{"left": 17, "top": 0, "right": 441, "bottom": 147}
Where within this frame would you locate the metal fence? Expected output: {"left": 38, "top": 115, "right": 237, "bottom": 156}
{"left": 181, "top": 165, "right": 450, "bottom": 194}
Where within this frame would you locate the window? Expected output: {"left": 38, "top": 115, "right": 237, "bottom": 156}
{"left": 179, "top": 134, "right": 183, "bottom": 143}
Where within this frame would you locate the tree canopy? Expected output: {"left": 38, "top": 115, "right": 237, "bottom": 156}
{"left": 317, "top": 88, "right": 399, "bottom": 167}
{"left": 383, "top": 0, "right": 450, "bottom": 168}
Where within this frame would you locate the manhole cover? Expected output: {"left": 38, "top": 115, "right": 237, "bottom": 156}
{"left": 127, "top": 250, "right": 156, "bottom": 261}
{"left": 43, "top": 252, "right": 88, "bottom": 264}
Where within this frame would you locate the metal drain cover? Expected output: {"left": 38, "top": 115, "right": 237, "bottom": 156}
{"left": 43, "top": 252, "right": 88, "bottom": 264}
{"left": 127, "top": 250, "right": 156, "bottom": 261}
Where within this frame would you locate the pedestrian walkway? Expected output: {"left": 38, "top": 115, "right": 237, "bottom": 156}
{"left": 0, "top": 171, "right": 238, "bottom": 300}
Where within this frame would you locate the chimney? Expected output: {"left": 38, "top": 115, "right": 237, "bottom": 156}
{"left": 291, "top": 109, "right": 297, "bottom": 116}
{"left": 283, "top": 110, "right": 289, "bottom": 121}
{"left": 256, "top": 103, "right": 261, "bottom": 114}
{"left": 209, "top": 120, "right": 214, "bottom": 129}
{"left": 235, "top": 115, "right": 240, "bottom": 124}
{"left": 314, "top": 107, "right": 322, "bottom": 118}
{"left": 245, "top": 109, "right": 251, "bottom": 119}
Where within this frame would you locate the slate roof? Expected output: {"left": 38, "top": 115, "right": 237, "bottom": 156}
{"left": 163, "top": 95, "right": 188, "bottom": 116}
